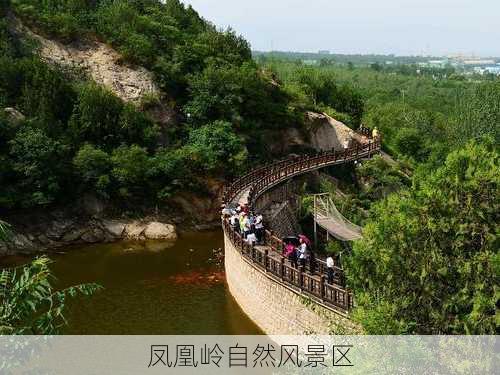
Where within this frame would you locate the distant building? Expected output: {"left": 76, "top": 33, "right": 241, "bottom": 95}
{"left": 303, "top": 59, "right": 318, "bottom": 65}
{"left": 318, "top": 50, "right": 330, "bottom": 55}
{"left": 418, "top": 59, "right": 449, "bottom": 69}
{"left": 484, "top": 66, "right": 500, "bottom": 75}
{"left": 428, "top": 59, "right": 448, "bottom": 68}
{"left": 463, "top": 59, "right": 496, "bottom": 66}
{"left": 473, "top": 66, "right": 500, "bottom": 75}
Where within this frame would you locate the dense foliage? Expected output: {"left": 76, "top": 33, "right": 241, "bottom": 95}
{"left": 0, "top": 1, "right": 369, "bottom": 211}
{"left": 265, "top": 65, "right": 365, "bottom": 127}
{"left": 0, "top": 0, "right": 303, "bottom": 210}
{"left": 263, "top": 58, "right": 499, "bottom": 334}
{"left": 345, "top": 142, "right": 499, "bottom": 334}
{"left": 0, "top": 255, "right": 101, "bottom": 334}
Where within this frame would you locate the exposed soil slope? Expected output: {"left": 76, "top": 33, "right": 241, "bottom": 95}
{"left": 11, "top": 15, "right": 159, "bottom": 105}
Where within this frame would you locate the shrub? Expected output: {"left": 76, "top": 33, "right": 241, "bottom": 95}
{"left": 69, "top": 83, "right": 123, "bottom": 148}
{"left": 73, "top": 144, "right": 112, "bottom": 196}
{"left": 111, "top": 145, "right": 151, "bottom": 197}
{"left": 346, "top": 142, "right": 499, "bottom": 334}
{"left": 9, "top": 127, "right": 67, "bottom": 206}
{"left": 183, "top": 120, "right": 247, "bottom": 175}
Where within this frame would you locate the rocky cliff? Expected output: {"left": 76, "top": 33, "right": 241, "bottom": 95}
{"left": 11, "top": 16, "right": 157, "bottom": 104}
{"left": 306, "top": 111, "right": 366, "bottom": 151}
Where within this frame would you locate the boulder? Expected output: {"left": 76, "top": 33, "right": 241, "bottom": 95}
{"left": 37, "top": 234, "right": 51, "bottom": 245}
{"left": 306, "top": 111, "right": 356, "bottom": 151}
{"left": 11, "top": 234, "right": 35, "bottom": 250}
{"left": 46, "top": 220, "right": 74, "bottom": 240}
{"left": 144, "top": 222, "right": 177, "bottom": 240}
{"left": 101, "top": 220, "right": 126, "bottom": 238}
{"left": 81, "top": 228, "right": 105, "bottom": 243}
{"left": 62, "top": 228, "right": 88, "bottom": 242}
{"left": 3, "top": 107, "right": 26, "bottom": 124}
{"left": 124, "top": 222, "right": 148, "bottom": 239}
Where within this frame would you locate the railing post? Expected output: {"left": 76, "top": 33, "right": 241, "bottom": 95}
{"left": 298, "top": 268, "right": 303, "bottom": 291}
{"left": 320, "top": 275, "right": 326, "bottom": 301}
{"left": 264, "top": 249, "right": 269, "bottom": 272}
{"left": 280, "top": 257, "right": 285, "bottom": 280}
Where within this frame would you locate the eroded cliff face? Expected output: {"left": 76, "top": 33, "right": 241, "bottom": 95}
{"left": 11, "top": 16, "right": 158, "bottom": 104}
{"left": 305, "top": 111, "right": 363, "bottom": 151}
{"left": 267, "top": 111, "right": 367, "bottom": 155}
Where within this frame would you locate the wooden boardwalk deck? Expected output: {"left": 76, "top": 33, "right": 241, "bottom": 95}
{"left": 314, "top": 213, "right": 362, "bottom": 241}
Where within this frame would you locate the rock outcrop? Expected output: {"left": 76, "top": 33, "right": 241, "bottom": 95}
{"left": 263, "top": 112, "right": 370, "bottom": 157}
{"left": 143, "top": 222, "right": 177, "bottom": 240}
{"left": 306, "top": 111, "right": 358, "bottom": 151}
{"left": 3, "top": 107, "right": 26, "bottom": 124}
{"left": 0, "top": 217, "right": 178, "bottom": 255}
{"left": 13, "top": 19, "right": 159, "bottom": 104}
{"left": 9, "top": 16, "right": 174, "bottom": 127}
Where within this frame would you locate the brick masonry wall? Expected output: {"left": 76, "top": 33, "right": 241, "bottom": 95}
{"left": 224, "top": 234, "right": 361, "bottom": 335}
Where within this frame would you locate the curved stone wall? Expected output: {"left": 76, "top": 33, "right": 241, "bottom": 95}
{"left": 222, "top": 132, "right": 379, "bottom": 335}
{"left": 224, "top": 234, "right": 361, "bottom": 335}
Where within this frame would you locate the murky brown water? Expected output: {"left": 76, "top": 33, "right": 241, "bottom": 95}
{"left": 1, "top": 231, "right": 262, "bottom": 334}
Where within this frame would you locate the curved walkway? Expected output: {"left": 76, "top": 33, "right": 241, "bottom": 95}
{"left": 222, "top": 130, "right": 381, "bottom": 312}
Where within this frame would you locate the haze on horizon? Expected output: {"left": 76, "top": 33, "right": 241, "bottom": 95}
{"left": 181, "top": 0, "right": 500, "bottom": 57}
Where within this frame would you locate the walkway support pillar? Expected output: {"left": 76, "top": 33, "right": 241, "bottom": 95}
{"left": 326, "top": 198, "right": 330, "bottom": 242}
{"left": 313, "top": 194, "right": 318, "bottom": 247}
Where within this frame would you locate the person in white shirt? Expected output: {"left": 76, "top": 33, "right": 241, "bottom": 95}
{"left": 254, "top": 214, "right": 264, "bottom": 244}
{"left": 326, "top": 256, "right": 335, "bottom": 284}
{"left": 243, "top": 215, "right": 251, "bottom": 238}
{"left": 230, "top": 213, "right": 239, "bottom": 232}
{"left": 298, "top": 240, "right": 307, "bottom": 271}
{"left": 246, "top": 232, "right": 257, "bottom": 246}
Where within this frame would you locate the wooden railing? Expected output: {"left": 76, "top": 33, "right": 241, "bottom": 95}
{"left": 222, "top": 134, "right": 381, "bottom": 312}
{"left": 223, "top": 220, "right": 353, "bottom": 311}
{"left": 246, "top": 140, "right": 380, "bottom": 209}
{"left": 222, "top": 137, "right": 380, "bottom": 206}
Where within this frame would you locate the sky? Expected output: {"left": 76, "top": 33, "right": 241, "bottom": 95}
{"left": 181, "top": 0, "right": 500, "bottom": 57}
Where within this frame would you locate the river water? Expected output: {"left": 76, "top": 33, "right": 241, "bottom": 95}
{"left": 2, "top": 231, "right": 262, "bottom": 334}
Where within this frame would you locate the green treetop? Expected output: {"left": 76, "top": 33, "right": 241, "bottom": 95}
{"left": 346, "top": 140, "right": 499, "bottom": 334}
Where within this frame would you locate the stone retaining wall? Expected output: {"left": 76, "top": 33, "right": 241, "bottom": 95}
{"left": 224, "top": 234, "right": 360, "bottom": 335}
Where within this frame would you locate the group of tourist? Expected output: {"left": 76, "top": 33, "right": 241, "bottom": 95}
{"left": 283, "top": 235, "right": 336, "bottom": 285}
{"left": 282, "top": 235, "right": 310, "bottom": 271}
{"left": 228, "top": 204, "right": 265, "bottom": 246}
{"left": 224, "top": 203, "right": 337, "bottom": 286}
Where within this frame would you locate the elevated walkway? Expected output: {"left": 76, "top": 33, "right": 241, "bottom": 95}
{"left": 222, "top": 130, "right": 381, "bottom": 312}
